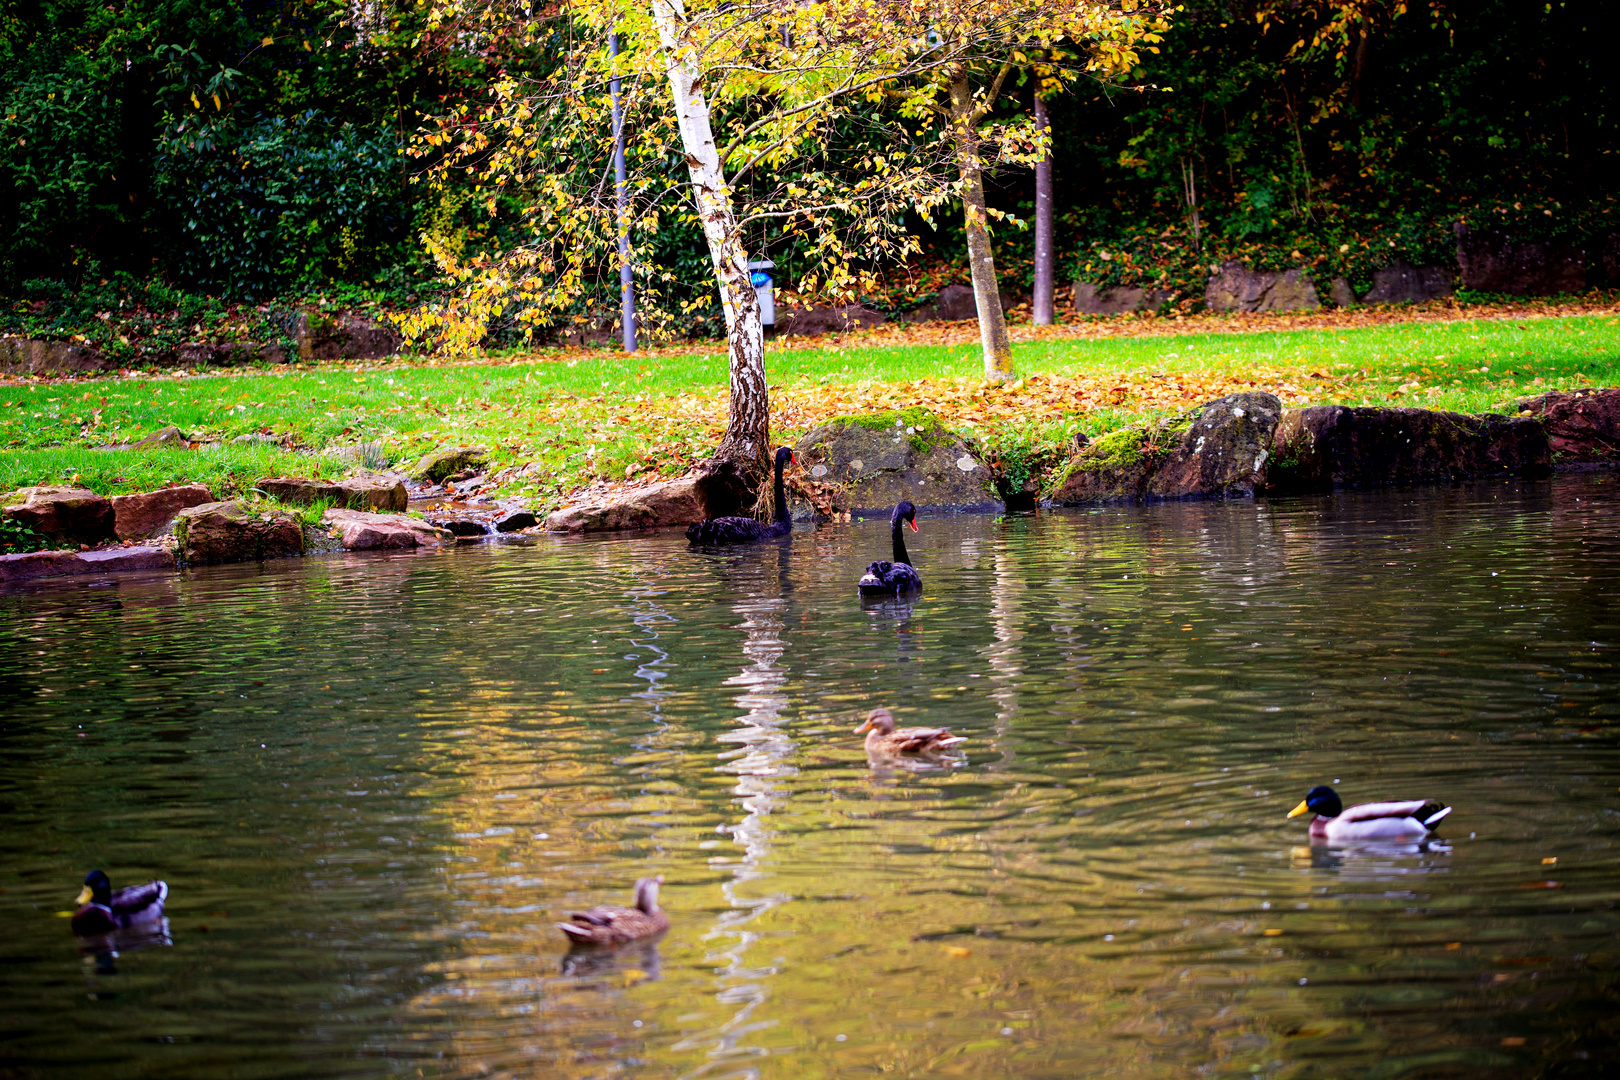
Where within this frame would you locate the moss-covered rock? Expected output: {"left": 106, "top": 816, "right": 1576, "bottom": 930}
{"left": 793, "top": 410, "right": 999, "bottom": 513}
{"left": 1268, "top": 405, "right": 1551, "bottom": 491}
{"left": 412, "top": 446, "right": 488, "bottom": 484}
{"left": 175, "top": 501, "right": 303, "bottom": 564}
{"left": 1048, "top": 392, "right": 1282, "bottom": 505}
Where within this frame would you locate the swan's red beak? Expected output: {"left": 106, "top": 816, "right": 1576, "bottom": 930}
{"left": 908, "top": 520, "right": 918, "bottom": 532}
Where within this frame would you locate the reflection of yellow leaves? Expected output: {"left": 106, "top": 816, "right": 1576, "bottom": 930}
{"left": 1263, "top": 929, "right": 1284, "bottom": 936}
{"left": 621, "top": 968, "right": 648, "bottom": 987}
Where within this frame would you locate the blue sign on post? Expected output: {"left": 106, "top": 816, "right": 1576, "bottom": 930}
{"left": 747, "top": 259, "right": 775, "bottom": 326}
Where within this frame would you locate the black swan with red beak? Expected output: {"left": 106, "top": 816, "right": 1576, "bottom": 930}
{"left": 858, "top": 501, "right": 922, "bottom": 595}
{"left": 686, "top": 446, "right": 795, "bottom": 544}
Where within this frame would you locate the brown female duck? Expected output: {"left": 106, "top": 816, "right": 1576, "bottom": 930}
{"left": 557, "top": 875, "right": 669, "bottom": 946}
{"left": 854, "top": 708, "right": 966, "bottom": 757}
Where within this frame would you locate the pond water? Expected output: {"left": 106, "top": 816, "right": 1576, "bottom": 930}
{"left": 2, "top": 474, "right": 1617, "bottom": 1080}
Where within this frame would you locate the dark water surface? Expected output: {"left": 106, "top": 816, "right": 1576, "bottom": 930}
{"left": 2, "top": 475, "right": 1617, "bottom": 1079}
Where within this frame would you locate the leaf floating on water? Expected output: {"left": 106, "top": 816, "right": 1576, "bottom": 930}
{"left": 942, "top": 945, "right": 972, "bottom": 959}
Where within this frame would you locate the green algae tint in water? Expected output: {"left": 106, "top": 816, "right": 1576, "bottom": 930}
{"left": 1, "top": 474, "right": 1617, "bottom": 1080}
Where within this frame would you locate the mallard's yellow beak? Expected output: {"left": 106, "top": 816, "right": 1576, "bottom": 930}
{"left": 854, "top": 717, "right": 873, "bottom": 734}
{"left": 1287, "top": 800, "right": 1311, "bottom": 819}
{"left": 76, "top": 886, "right": 93, "bottom": 905}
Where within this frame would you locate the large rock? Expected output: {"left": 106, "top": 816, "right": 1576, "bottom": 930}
{"left": 293, "top": 311, "right": 401, "bottom": 361}
{"left": 793, "top": 412, "right": 999, "bottom": 513}
{"left": 412, "top": 446, "right": 488, "bottom": 484}
{"left": 1204, "top": 262, "right": 1320, "bottom": 313}
{"left": 256, "top": 474, "right": 407, "bottom": 511}
{"left": 1145, "top": 393, "right": 1283, "bottom": 498}
{"left": 1515, "top": 388, "right": 1620, "bottom": 465}
{"left": 101, "top": 425, "right": 189, "bottom": 452}
{"left": 900, "top": 283, "right": 1026, "bottom": 323}
{"left": 171, "top": 342, "right": 288, "bottom": 367}
{"left": 1455, "top": 224, "right": 1584, "bottom": 295}
{"left": 1268, "top": 406, "right": 1551, "bottom": 492}
{"left": 1047, "top": 428, "right": 1160, "bottom": 504}
{"left": 775, "top": 304, "right": 887, "bottom": 337}
{"left": 1048, "top": 393, "right": 1281, "bottom": 505}
{"left": 175, "top": 501, "right": 303, "bottom": 564}
{"left": 1072, "top": 281, "right": 1173, "bottom": 316}
{"left": 544, "top": 476, "right": 706, "bottom": 532}
{"left": 494, "top": 509, "right": 538, "bottom": 533}
{"left": 321, "top": 509, "right": 449, "bottom": 550}
{"left": 1, "top": 486, "right": 114, "bottom": 544}
{"left": 1362, "top": 262, "right": 1454, "bottom": 305}
{"left": 1325, "top": 278, "right": 1357, "bottom": 308}
{"left": 0, "top": 545, "right": 174, "bottom": 584}
{"left": 111, "top": 484, "right": 214, "bottom": 540}
{"left": 0, "top": 337, "right": 116, "bottom": 375}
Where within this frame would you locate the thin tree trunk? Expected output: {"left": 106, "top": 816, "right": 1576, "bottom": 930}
{"left": 1032, "top": 91, "right": 1054, "bottom": 327}
{"left": 652, "top": 0, "right": 769, "bottom": 512}
{"left": 948, "top": 68, "right": 1014, "bottom": 382}
{"left": 610, "top": 31, "right": 637, "bottom": 352}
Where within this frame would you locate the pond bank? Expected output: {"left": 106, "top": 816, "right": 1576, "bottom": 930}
{"left": 3, "top": 388, "right": 1615, "bottom": 583}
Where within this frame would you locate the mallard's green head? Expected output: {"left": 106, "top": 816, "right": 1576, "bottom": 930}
{"left": 78, "top": 869, "right": 111, "bottom": 907}
{"left": 1288, "top": 786, "right": 1343, "bottom": 820}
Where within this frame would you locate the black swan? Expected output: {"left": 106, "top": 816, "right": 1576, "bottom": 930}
{"left": 858, "top": 501, "right": 922, "bottom": 596}
{"left": 686, "top": 446, "right": 795, "bottom": 544}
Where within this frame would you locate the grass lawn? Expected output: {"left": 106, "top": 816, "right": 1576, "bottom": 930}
{"left": 3, "top": 306, "right": 1617, "bottom": 510}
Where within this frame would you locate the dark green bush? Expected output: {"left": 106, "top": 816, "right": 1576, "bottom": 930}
{"left": 152, "top": 114, "right": 413, "bottom": 298}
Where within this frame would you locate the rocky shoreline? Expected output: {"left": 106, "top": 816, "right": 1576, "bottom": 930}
{"left": 3, "top": 388, "right": 1616, "bottom": 586}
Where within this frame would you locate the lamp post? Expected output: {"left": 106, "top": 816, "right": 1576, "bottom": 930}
{"left": 610, "top": 31, "right": 636, "bottom": 352}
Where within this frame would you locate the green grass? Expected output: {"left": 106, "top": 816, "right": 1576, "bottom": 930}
{"left": 2, "top": 312, "right": 1616, "bottom": 507}
{"left": 0, "top": 444, "right": 353, "bottom": 502}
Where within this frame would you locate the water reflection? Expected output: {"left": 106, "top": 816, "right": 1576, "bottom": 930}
{"left": 0, "top": 475, "right": 1616, "bottom": 1079}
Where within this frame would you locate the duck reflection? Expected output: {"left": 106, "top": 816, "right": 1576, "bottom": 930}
{"left": 76, "top": 916, "right": 174, "bottom": 975}
{"left": 1294, "top": 838, "right": 1453, "bottom": 876}
{"left": 559, "top": 936, "right": 665, "bottom": 981}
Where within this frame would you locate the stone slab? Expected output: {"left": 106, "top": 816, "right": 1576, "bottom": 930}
{"left": 0, "top": 545, "right": 174, "bottom": 584}
{"left": 111, "top": 484, "right": 214, "bottom": 540}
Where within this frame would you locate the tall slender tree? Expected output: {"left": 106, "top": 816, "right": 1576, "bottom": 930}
{"left": 409, "top": 0, "right": 1167, "bottom": 504}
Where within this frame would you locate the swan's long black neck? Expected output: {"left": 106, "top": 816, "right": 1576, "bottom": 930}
{"left": 772, "top": 453, "right": 789, "bottom": 526}
{"left": 891, "top": 517, "right": 911, "bottom": 566}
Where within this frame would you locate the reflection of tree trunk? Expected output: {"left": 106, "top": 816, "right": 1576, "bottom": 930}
{"left": 651, "top": 0, "right": 769, "bottom": 515}
{"left": 1032, "top": 92, "right": 1055, "bottom": 327}
{"left": 982, "top": 536, "right": 1024, "bottom": 768}
{"left": 681, "top": 582, "right": 793, "bottom": 1063}
{"left": 948, "top": 67, "right": 1014, "bottom": 382}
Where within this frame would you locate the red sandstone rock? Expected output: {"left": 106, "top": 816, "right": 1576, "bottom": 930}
{"left": 111, "top": 484, "right": 214, "bottom": 540}
{"left": 322, "top": 509, "right": 449, "bottom": 550}
{"left": 1, "top": 486, "right": 114, "bottom": 544}
{"left": 177, "top": 501, "right": 303, "bottom": 564}
{"left": 257, "top": 474, "right": 407, "bottom": 511}
{"left": 544, "top": 477, "right": 705, "bottom": 532}
{"left": 0, "top": 545, "right": 173, "bottom": 583}
{"left": 1515, "top": 388, "right": 1620, "bottom": 464}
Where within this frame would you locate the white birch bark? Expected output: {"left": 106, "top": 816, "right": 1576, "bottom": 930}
{"left": 651, "top": 0, "right": 770, "bottom": 481}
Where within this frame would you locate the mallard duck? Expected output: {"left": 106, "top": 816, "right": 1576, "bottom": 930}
{"left": 687, "top": 447, "right": 796, "bottom": 543}
{"left": 1288, "top": 786, "right": 1451, "bottom": 842}
{"left": 557, "top": 875, "right": 669, "bottom": 946}
{"left": 858, "top": 502, "right": 922, "bottom": 596}
{"left": 71, "top": 870, "right": 167, "bottom": 936}
{"left": 854, "top": 707, "right": 966, "bottom": 757}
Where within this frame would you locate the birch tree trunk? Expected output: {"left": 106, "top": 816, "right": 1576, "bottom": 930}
{"left": 652, "top": 0, "right": 770, "bottom": 513}
{"left": 948, "top": 67, "right": 1014, "bottom": 382}
{"left": 1032, "top": 91, "right": 1055, "bottom": 327}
